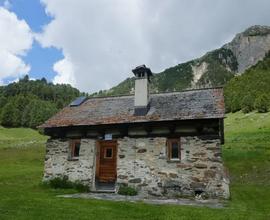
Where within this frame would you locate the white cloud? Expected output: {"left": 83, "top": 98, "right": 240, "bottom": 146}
{"left": 53, "top": 57, "right": 76, "bottom": 86}
{"left": 0, "top": 51, "right": 30, "bottom": 77}
{"left": 38, "top": 0, "right": 270, "bottom": 92}
{"left": 0, "top": 7, "right": 33, "bottom": 82}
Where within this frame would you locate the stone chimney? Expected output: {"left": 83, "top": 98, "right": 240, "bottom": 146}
{"left": 132, "top": 65, "right": 152, "bottom": 116}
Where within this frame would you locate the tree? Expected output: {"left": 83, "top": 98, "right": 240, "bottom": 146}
{"left": 41, "top": 77, "right": 47, "bottom": 84}
{"left": 230, "top": 97, "right": 241, "bottom": 113}
{"left": 0, "top": 96, "right": 7, "bottom": 108}
{"left": 20, "top": 75, "right": 29, "bottom": 82}
{"left": 0, "top": 101, "right": 20, "bottom": 127}
{"left": 254, "top": 94, "right": 269, "bottom": 113}
{"left": 21, "top": 99, "right": 58, "bottom": 128}
{"left": 241, "top": 94, "right": 254, "bottom": 113}
{"left": 0, "top": 76, "right": 82, "bottom": 128}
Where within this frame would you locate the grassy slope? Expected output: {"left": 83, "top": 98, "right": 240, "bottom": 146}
{"left": 0, "top": 126, "right": 47, "bottom": 148}
{"left": 0, "top": 112, "right": 270, "bottom": 220}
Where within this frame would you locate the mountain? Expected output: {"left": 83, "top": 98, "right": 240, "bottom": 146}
{"left": 223, "top": 25, "right": 270, "bottom": 73}
{"left": 224, "top": 51, "right": 270, "bottom": 113}
{"left": 93, "top": 25, "right": 270, "bottom": 97}
{"left": 0, "top": 76, "right": 84, "bottom": 128}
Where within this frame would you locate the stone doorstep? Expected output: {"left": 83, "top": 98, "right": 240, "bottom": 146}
{"left": 57, "top": 193, "right": 225, "bottom": 209}
{"left": 91, "top": 189, "right": 116, "bottom": 193}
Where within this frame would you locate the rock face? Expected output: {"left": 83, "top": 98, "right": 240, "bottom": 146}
{"left": 224, "top": 25, "right": 270, "bottom": 73}
{"left": 43, "top": 136, "right": 230, "bottom": 199}
{"left": 191, "top": 62, "right": 208, "bottom": 87}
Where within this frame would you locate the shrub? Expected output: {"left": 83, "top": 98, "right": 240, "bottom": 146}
{"left": 254, "top": 94, "right": 269, "bottom": 113}
{"left": 47, "top": 176, "right": 89, "bottom": 192}
{"left": 118, "top": 185, "right": 138, "bottom": 196}
{"left": 49, "top": 176, "right": 73, "bottom": 189}
{"left": 73, "top": 180, "right": 89, "bottom": 192}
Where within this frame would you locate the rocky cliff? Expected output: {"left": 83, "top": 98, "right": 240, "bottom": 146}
{"left": 223, "top": 25, "right": 270, "bottom": 73}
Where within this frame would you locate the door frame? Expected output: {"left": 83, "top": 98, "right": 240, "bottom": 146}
{"left": 95, "top": 140, "right": 118, "bottom": 183}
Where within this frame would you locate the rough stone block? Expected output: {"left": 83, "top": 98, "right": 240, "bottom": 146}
{"left": 194, "top": 163, "right": 208, "bottom": 169}
{"left": 129, "top": 178, "right": 142, "bottom": 183}
{"left": 137, "top": 149, "right": 147, "bottom": 153}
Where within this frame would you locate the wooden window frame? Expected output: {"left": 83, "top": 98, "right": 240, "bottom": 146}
{"left": 167, "top": 138, "right": 181, "bottom": 161}
{"left": 69, "top": 139, "right": 81, "bottom": 160}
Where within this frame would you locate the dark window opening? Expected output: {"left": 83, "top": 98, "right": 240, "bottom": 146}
{"left": 105, "top": 148, "right": 113, "bottom": 158}
{"left": 171, "top": 142, "right": 179, "bottom": 159}
{"left": 167, "top": 139, "right": 181, "bottom": 161}
{"left": 74, "top": 142, "right": 80, "bottom": 157}
{"left": 69, "top": 139, "right": 81, "bottom": 159}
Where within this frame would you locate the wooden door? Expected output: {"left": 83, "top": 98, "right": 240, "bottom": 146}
{"left": 96, "top": 141, "right": 117, "bottom": 183}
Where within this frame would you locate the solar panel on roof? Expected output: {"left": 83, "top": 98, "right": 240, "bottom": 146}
{"left": 70, "top": 96, "right": 87, "bottom": 107}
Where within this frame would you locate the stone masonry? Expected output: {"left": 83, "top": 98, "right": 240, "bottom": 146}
{"left": 43, "top": 138, "right": 96, "bottom": 186}
{"left": 43, "top": 136, "right": 229, "bottom": 199}
{"left": 117, "top": 136, "right": 229, "bottom": 199}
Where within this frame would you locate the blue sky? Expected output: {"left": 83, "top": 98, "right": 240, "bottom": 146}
{"left": 0, "top": 0, "right": 62, "bottom": 83}
{"left": 0, "top": 0, "right": 270, "bottom": 92}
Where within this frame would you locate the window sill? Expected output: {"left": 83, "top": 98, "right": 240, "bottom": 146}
{"left": 67, "top": 158, "right": 79, "bottom": 161}
{"left": 167, "top": 159, "right": 181, "bottom": 163}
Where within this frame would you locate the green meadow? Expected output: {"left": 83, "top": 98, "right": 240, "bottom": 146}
{"left": 0, "top": 112, "right": 270, "bottom": 220}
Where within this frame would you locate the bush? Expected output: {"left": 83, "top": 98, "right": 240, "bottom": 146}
{"left": 118, "top": 185, "right": 138, "bottom": 196}
{"left": 47, "top": 176, "right": 89, "bottom": 192}
{"left": 49, "top": 176, "right": 73, "bottom": 189}
{"left": 73, "top": 180, "right": 89, "bottom": 192}
{"left": 254, "top": 94, "right": 269, "bottom": 113}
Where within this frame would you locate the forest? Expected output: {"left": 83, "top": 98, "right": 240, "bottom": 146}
{"left": 224, "top": 52, "right": 270, "bottom": 113}
{"left": 0, "top": 76, "right": 84, "bottom": 128}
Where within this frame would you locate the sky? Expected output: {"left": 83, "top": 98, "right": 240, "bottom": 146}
{"left": 0, "top": 0, "right": 270, "bottom": 92}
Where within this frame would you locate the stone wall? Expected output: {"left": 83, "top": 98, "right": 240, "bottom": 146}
{"left": 43, "top": 138, "right": 96, "bottom": 186}
{"left": 43, "top": 136, "right": 229, "bottom": 199}
{"left": 117, "top": 136, "right": 229, "bottom": 199}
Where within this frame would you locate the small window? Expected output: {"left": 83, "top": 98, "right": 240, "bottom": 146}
{"left": 104, "top": 147, "right": 113, "bottom": 158}
{"left": 167, "top": 139, "right": 180, "bottom": 161}
{"left": 70, "top": 139, "right": 81, "bottom": 159}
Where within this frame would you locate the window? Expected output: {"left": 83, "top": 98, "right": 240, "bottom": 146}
{"left": 104, "top": 147, "right": 113, "bottom": 158}
{"left": 69, "top": 139, "right": 81, "bottom": 159}
{"left": 167, "top": 139, "right": 181, "bottom": 161}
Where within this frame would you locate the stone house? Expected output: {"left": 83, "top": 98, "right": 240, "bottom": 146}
{"left": 40, "top": 65, "right": 229, "bottom": 199}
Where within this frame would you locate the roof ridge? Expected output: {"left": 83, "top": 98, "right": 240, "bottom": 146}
{"left": 87, "top": 87, "right": 223, "bottom": 100}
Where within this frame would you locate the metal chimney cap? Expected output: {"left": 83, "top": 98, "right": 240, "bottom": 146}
{"left": 132, "top": 65, "right": 152, "bottom": 76}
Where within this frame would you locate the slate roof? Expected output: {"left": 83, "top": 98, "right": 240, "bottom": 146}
{"left": 39, "top": 88, "right": 225, "bottom": 128}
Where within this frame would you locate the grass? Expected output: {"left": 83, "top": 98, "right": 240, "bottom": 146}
{"left": 0, "top": 126, "right": 47, "bottom": 148}
{"left": 0, "top": 112, "right": 270, "bottom": 219}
